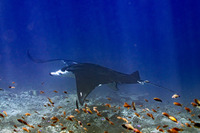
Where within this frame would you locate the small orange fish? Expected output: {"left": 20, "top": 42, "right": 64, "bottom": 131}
{"left": 14, "top": 125, "right": 17, "bottom": 128}
{"left": 180, "top": 123, "right": 185, "bottom": 127}
{"left": 135, "top": 112, "right": 140, "bottom": 117}
{"left": 60, "top": 123, "right": 63, "bottom": 126}
{"left": 173, "top": 127, "right": 184, "bottom": 131}
{"left": 158, "top": 128, "right": 164, "bottom": 132}
{"left": 184, "top": 107, "right": 192, "bottom": 113}
{"left": 153, "top": 97, "right": 162, "bottom": 102}
{"left": 82, "top": 108, "right": 87, "bottom": 113}
{"left": 38, "top": 125, "right": 42, "bottom": 127}
{"left": 172, "top": 94, "right": 180, "bottom": 99}
{"left": 194, "top": 99, "right": 200, "bottom": 105}
{"left": 132, "top": 102, "right": 136, "bottom": 110}
{"left": 83, "top": 127, "right": 88, "bottom": 131}
{"left": 61, "top": 127, "right": 67, "bottom": 130}
{"left": 162, "top": 112, "right": 170, "bottom": 117}
{"left": 25, "top": 113, "right": 31, "bottom": 116}
{"left": 106, "top": 97, "right": 111, "bottom": 100}
{"left": 105, "top": 117, "right": 110, "bottom": 121}
{"left": 145, "top": 108, "right": 150, "bottom": 112}
{"left": 3, "top": 111, "right": 7, "bottom": 117}
{"left": 163, "top": 125, "right": 168, "bottom": 128}
{"left": 67, "top": 116, "right": 73, "bottom": 121}
{"left": 51, "top": 124, "right": 56, "bottom": 126}
{"left": 53, "top": 90, "right": 58, "bottom": 93}
{"left": 78, "top": 121, "right": 83, "bottom": 127}
{"left": 51, "top": 116, "right": 59, "bottom": 121}
{"left": 48, "top": 97, "right": 54, "bottom": 104}
{"left": 146, "top": 113, "right": 154, "bottom": 120}
{"left": 188, "top": 118, "right": 194, "bottom": 123}
{"left": 69, "top": 115, "right": 75, "bottom": 118}
{"left": 87, "top": 123, "right": 91, "bottom": 126}
{"left": 122, "top": 117, "right": 129, "bottom": 123}
{"left": 97, "top": 111, "right": 102, "bottom": 117}
{"left": 9, "top": 86, "right": 15, "bottom": 89}
{"left": 156, "top": 125, "right": 160, "bottom": 130}
{"left": 109, "top": 121, "right": 114, "bottom": 125}
{"left": 40, "top": 91, "right": 44, "bottom": 94}
{"left": 57, "top": 106, "right": 62, "bottom": 109}
{"left": 134, "top": 128, "right": 141, "bottom": 133}
{"left": 167, "top": 127, "right": 183, "bottom": 132}
{"left": 117, "top": 116, "right": 122, "bottom": 119}
{"left": 105, "top": 103, "right": 111, "bottom": 108}
{"left": 144, "top": 99, "right": 148, "bottom": 102}
{"left": 63, "top": 91, "right": 68, "bottom": 94}
{"left": 124, "top": 102, "right": 131, "bottom": 109}
{"left": 75, "top": 109, "right": 80, "bottom": 113}
{"left": 169, "top": 116, "right": 178, "bottom": 123}
{"left": 17, "top": 119, "right": 28, "bottom": 125}
{"left": 141, "top": 109, "right": 146, "bottom": 112}
{"left": 42, "top": 117, "right": 46, "bottom": 120}
{"left": 12, "top": 82, "right": 15, "bottom": 84}
{"left": 22, "top": 127, "right": 29, "bottom": 132}
{"left": 173, "top": 102, "right": 182, "bottom": 107}
{"left": 191, "top": 114, "right": 195, "bottom": 117}
{"left": 167, "top": 129, "right": 178, "bottom": 133}
{"left": 185, "top": 123, "right": 191, "bottom": 127}
{"left": 191, "top": 102, "right": 197, "bottom": 107}
{"left": 28, "top": 125, "right": 35, "bottom": 128}
{"left": 63, "top": 111, "right": 66, "bottom": 117}
{"left": 84, "top": 103, "right": 87, "bottom": 108}
{"left": 122, "top": 124, "right": 135, "bottom": 130}
{"left": 152, "top": 109, "right": 157, "bottom": 113}
{"left": 93, "top": 107, "right": 98, "bottom": 112}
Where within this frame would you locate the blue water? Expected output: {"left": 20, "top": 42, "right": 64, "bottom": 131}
{"left": 1, "top": 0, "right": 200, "bottom": 95}
{"left": 0, "top": 0, "right": 200, "bottom": 132}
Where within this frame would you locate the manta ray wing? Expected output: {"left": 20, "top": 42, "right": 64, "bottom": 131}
{"left": 75, "top": 72, "right": 100, "bottom": 105}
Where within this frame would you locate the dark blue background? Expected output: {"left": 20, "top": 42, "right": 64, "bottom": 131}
{"left": 0, "top": 0, "right": 199, "bottom": 97}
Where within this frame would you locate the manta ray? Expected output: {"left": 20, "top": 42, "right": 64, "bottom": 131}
{"left": 50, "top": 63, "right": 141, "bottom": 105}
{"left": 27, "top": 51, "right": 175, "bottom": 106}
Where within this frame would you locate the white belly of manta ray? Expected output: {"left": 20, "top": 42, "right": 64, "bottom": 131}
{"left": 50, "top": 69, "right": 75, "bottom": 78}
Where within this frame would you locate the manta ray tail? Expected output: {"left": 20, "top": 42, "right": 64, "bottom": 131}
{"left": 147, "top": 81, "right": 176, "bottom": 93}
{"left": 138, "top": 80, "right": 176, "bottom": 93}
{"left": 27, "top": 50, "right": 78, "bottom": 65}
